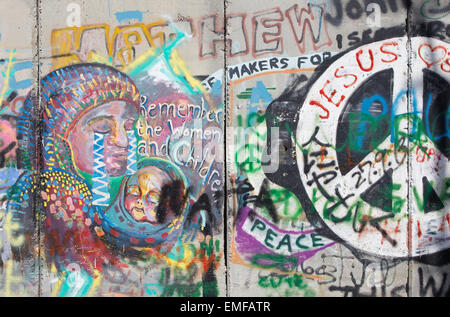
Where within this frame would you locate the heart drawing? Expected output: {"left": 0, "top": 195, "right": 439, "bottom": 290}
{"left": 418, "top": 44, "right": 448, "bottom": 68}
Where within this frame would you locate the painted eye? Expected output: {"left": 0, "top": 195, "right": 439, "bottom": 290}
{"left": 145, "top": 193, "right": 159, "bottom": 205}
{"left": 124, "top": 119, "right": 136, "bottom": 131}
{"left": 90, "top": 119, "right": 114, "bottom": 134}
{"left": 126, "top": 186, "right": 140, "bottom": 197}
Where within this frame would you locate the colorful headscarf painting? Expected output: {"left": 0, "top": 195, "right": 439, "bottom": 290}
{"left": 18, "top": 63, "right": 141, "bottom": 177}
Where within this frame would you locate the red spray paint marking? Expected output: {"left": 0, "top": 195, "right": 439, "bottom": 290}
{"left": 356, "top": 49, "right": 374, "bottom": 72}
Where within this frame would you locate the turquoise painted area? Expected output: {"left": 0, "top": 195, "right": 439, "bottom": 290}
{"left": 58, "top": 266, "right": 93, "bottom": 297}
{"left": 127, "top": 22, "right": 204, "bottom": 96}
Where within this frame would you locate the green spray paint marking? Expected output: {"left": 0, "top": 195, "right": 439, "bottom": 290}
{"left": 251, "top": 253, "right": 298, "bottom": 272}
{"left": 413, "top": 177, "right": 450, "bottom": 212}
{"left": 266, "top": 188, "right": 303, "bottom": 220}
{"left": 420, "top": 0, "right": 450, "bottom": 20}
{"left": 258, "top": 273, "right": 315, "bottom": 296}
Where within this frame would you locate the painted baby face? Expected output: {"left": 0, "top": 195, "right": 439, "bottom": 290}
{"left": 68, "top": 100, "right": 138, "bottom": 177}
{"left": 124, "top": 166, "right": 173, "bottom": 224}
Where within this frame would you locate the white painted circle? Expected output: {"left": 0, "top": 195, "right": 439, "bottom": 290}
{"left": 296, "top": 37, "right": 450, "bottom": 258}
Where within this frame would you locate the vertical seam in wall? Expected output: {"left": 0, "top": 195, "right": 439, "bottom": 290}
{"left": 405, "top": 0, "right": 412, "bottom": 298}
{"left": 223, "top": 0, "right": 229, "bottom": 298}
{"left": 35, "top": 0, "right": 42, "bottom": 297}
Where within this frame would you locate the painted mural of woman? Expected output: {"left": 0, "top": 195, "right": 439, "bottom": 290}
{"left": 6, "top": 63, "right": 216, "bottom": 296}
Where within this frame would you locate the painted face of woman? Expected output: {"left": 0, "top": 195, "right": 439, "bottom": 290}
{"left": 68, "top": 100, "right": 138, "bottom": 177}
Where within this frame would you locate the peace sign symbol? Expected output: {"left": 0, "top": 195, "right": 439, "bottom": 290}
{"left": 296, "top": 37, "right": 450, "bottom": 259}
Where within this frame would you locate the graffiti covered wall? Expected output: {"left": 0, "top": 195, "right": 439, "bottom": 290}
{"left": 227, "top": 0, "right": 450, "bottom": 297}
{"left": 0, "top": 0, "right": 448, "bottom": 297}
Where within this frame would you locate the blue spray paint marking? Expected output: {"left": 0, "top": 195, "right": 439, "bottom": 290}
{"left": 424, "top": 92, "right": 450, "bottom": 141}
{"left": 9, "top": 61, "right": 33, "bottom": 90}
{"left": 390, "top": 89, "right": 425, "bottom": 143}
{"left": 356, "top": 95, "right": 388, "bottom": 149}
{"left": 355, "top": 90, "right": 449, "bottom": 148}
{"left": 249, "top": 81, "right": 273, "bottom": 113}
{"left": 114, "top": 10, "right": 143, "bottom": 23}
{"left": 241, "top": 81, "right": 274, "bottom": 146}
{"left": 354, "top": 90, "right": 418, "bottom": 146}
{"left": 211, "top": 79, "right": 222, "bottom": 97}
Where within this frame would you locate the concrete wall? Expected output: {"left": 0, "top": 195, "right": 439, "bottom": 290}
{"left": 0, "top": 0, "right": 448, "bottom": 297}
